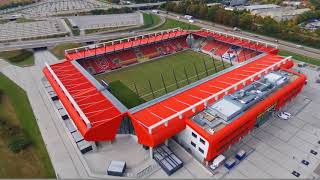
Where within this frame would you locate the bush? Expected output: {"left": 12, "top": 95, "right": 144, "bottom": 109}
{"left": 8, "top": 136, "right": 32, "bottom": 153}
{"left": 0, "top": 117, "right": 7, "bottom": 127}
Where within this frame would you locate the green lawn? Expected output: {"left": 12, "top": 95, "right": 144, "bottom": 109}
{"left": 0, "top": 73, "right": 55, "bottom": 178}
{"left": 0, "top": 49, "right": 34, "bottom": 66}
{"left": 154, "top": 17, "right": 200, "bottom": 31}
{"left": 143, "top": 13, "right": 161, "bottom": 29}
{"left": 278, "top": 50, "right": 320, "bottom": 66}
{"left": 108, "top": 80, "right": 145, "bottom": 108}
{"left": 96, "top": 50, "right": 230, "bottom": 104}
{"left": 15, "top": 18, "right": 39, "bottom": 23}
{"left": 50, "top": 43, "right": 83, "bottom": 60}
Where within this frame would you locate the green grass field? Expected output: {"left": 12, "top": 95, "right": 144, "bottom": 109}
{"left": 278, "top": 50, "right": 320, "bottom": 66}
{"left": 0, "top": 73, "right": 55, "bottom": 178}
{"left": 0, "top": 49, "right": 34, "bottom": 67}
{"left": 95, "top": 50, "right": 230, "bottom": 107}
{"left": 154, "top": 17, "right": 200, "bottom": 31}
{"left": 143, "top": 13, "right": 161, "bottom": 29}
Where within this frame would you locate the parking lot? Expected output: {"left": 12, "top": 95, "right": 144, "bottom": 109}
{"left": 7, "top": 0, "right": 108, "bottom": 17}
{"left": 0, "top": 19, "right": 69, "bottom": 42}
{"left": 68, "top": 13, "right": 143, "bottom": 30}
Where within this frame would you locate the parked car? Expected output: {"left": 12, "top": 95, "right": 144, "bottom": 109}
{"left": 278, "top": 112, "right": 291, "bottom": 120}
{"left": 235, "top": 150, "right": 246, "bottom": 161}
{"left": 210, "top": 155, "right": 226, "bottom": 170}
{"left": 296, "top": 44, "right": 304, "bottom": 49}
{"left": 224, "top": 158, "right": 236, "bottom": 170}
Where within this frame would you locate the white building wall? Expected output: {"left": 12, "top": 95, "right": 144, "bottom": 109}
{"left": 176, "top": 125, "right": 209, "bottom": 161}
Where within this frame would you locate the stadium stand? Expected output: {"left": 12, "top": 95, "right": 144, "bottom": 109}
{"left": 193, "top": 29, "right": 278, "bottom": 54}
{"left": 43, "top": 28, "right": 282, "bottom": 147}
{"left": 78, "top": 37, "right": 191, "bottom": 74}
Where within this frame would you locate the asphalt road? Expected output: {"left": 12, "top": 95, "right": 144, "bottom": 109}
{"left": 0, "top": 10, "right": 320, "bottom": 60}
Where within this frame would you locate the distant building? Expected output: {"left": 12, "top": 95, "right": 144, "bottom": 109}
{"left": 222, "top": 0, "right": 247, "bottom": 7}
{"left": 283, "top": 1, "right": 302, "bottom": 7}
{"left": 252, "top": 7, "right": 310, "bottom": 22}
{"left": 243, "top": 4, "right": 281, "bottom": 12}
{"left": 206, "top": 3, "right": 222, "bottom": 7}
{"left": 302, "top": 19, "right": 320, "bottom": 31}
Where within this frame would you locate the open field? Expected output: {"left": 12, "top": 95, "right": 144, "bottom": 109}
{"left": 279, "top": 50, "right": 320, "bottom": 66}
{"left": 0, "top": 73, "right": 54, "bottom": 178}
{"left": 0, "top": 49, "right": 34, "bottom": 66}
{"left": 154, "top": 17, "right": 200, "bottom": 31}
{"left": 50, "top": 43, "right": 83, "bottom": 60}
{"left": 95, "top": 50, "right": 230, "bottom": 107}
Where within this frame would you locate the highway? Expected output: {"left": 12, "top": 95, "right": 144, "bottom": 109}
{"left": 0, "top": 9, "right": 319, "bottom": 60}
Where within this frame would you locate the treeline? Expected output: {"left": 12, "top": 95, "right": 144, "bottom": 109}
{"left": 296, "top": 10, "right": 320, "bottom": 23}
{"left": 0, "top": 0, "right": 38, "bottom": 10}
{"left": 133, "top": 0, "right": 175, "bottom": 4}
{"left": 309, "top": 0, "right": 320, "bottom": 10}
{"left": 161, "top": 0, "right": 320, "bottom": 49}
{"left": 90, "top": 7, "right": 133, "bottom": 15}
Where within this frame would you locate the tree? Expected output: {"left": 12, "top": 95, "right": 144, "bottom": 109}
{"left": 239, "top": 13, "right": 254, "bottom": 30}
{"left": 207, "top": 6, "right": 218, "bottom": 21}
{"left": 199, "top": 5, "right": 208, "bottom": 19}
{"left": 316, "top": 29, "right": 320, "bottom": 36}
{"left": 260, "top": 17, "right": 281, "bottom": 35}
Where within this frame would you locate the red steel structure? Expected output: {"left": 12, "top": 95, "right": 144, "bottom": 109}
{"left": 43, "top": 28, "right": 306, "bottom": 161}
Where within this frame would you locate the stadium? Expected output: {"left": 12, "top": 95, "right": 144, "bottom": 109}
{"left": 42, "top": 28, "right": 307, "bottom": 175}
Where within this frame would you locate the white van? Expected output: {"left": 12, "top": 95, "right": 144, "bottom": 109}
{"left": 152, "top": 9, "right": 159, "bottom": 14}
{"left": 184, "top": 15, "right": 193, "bottom": 20}
{"left": 210, "top": 155, "right": 226, "bottom": 170}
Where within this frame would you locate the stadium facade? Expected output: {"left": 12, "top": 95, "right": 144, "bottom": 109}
{"left": 43, "top": 28, "right": 306, "bottom": 163}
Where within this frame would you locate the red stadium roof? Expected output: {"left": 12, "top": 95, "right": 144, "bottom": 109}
{"left": 130, "top": 54, "right": 294, "bottom": 147}
{"left": 43, "top": 61, "right": 125, "bottom": 141}
{"left": 43, "top": 28, "right": 289, "bottom": 144}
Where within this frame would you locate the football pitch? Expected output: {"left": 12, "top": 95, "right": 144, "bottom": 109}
{"left": 95, "top": 50, "right": 231, "bottom": 108}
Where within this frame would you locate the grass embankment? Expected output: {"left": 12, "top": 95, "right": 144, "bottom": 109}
{"left": 0, "top": 73, "right": 55, "bottom": 178}
{"left": 50, "top": 43, "right": 83, "bottom": 60}
{"left": 15, "top": 18, "right": 39, "bottom": 23}
{"left": 142, "top": 13, "right": 161, "bottom": 29}
{"left": 154, "top": 17, "right": 200, "bottom": 31}
{"left": 96, "top": 50, "right": 230, "bottom": 103}
{"left": 279, "top": 50, "right": 320, "bottom": 66}
{"left": 64, "top": 18, "right": 80, "bottom": 36}
{"left": 0, "top": 49, "right": 34, "bottom": 66}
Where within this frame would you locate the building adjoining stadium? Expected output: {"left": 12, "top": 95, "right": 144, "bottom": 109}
{"left": 42, "top": 28, "right": 307, "bottom": 176}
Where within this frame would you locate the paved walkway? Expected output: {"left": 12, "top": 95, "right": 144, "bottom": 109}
{"left": 0, "top": 51, "right": 88, "bottom": 178}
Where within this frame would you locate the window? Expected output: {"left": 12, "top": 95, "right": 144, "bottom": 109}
{"left": 198, "top": 147, "right": 204, "bottom": 154}
{"left": 200, "top": 138, "right": 205, "bottom": 145}
{"left": 191, "top": 141, "right": 196, "bottom": 147}
{"left": 191, "top": 132, "right": 197, "bottom": 138}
